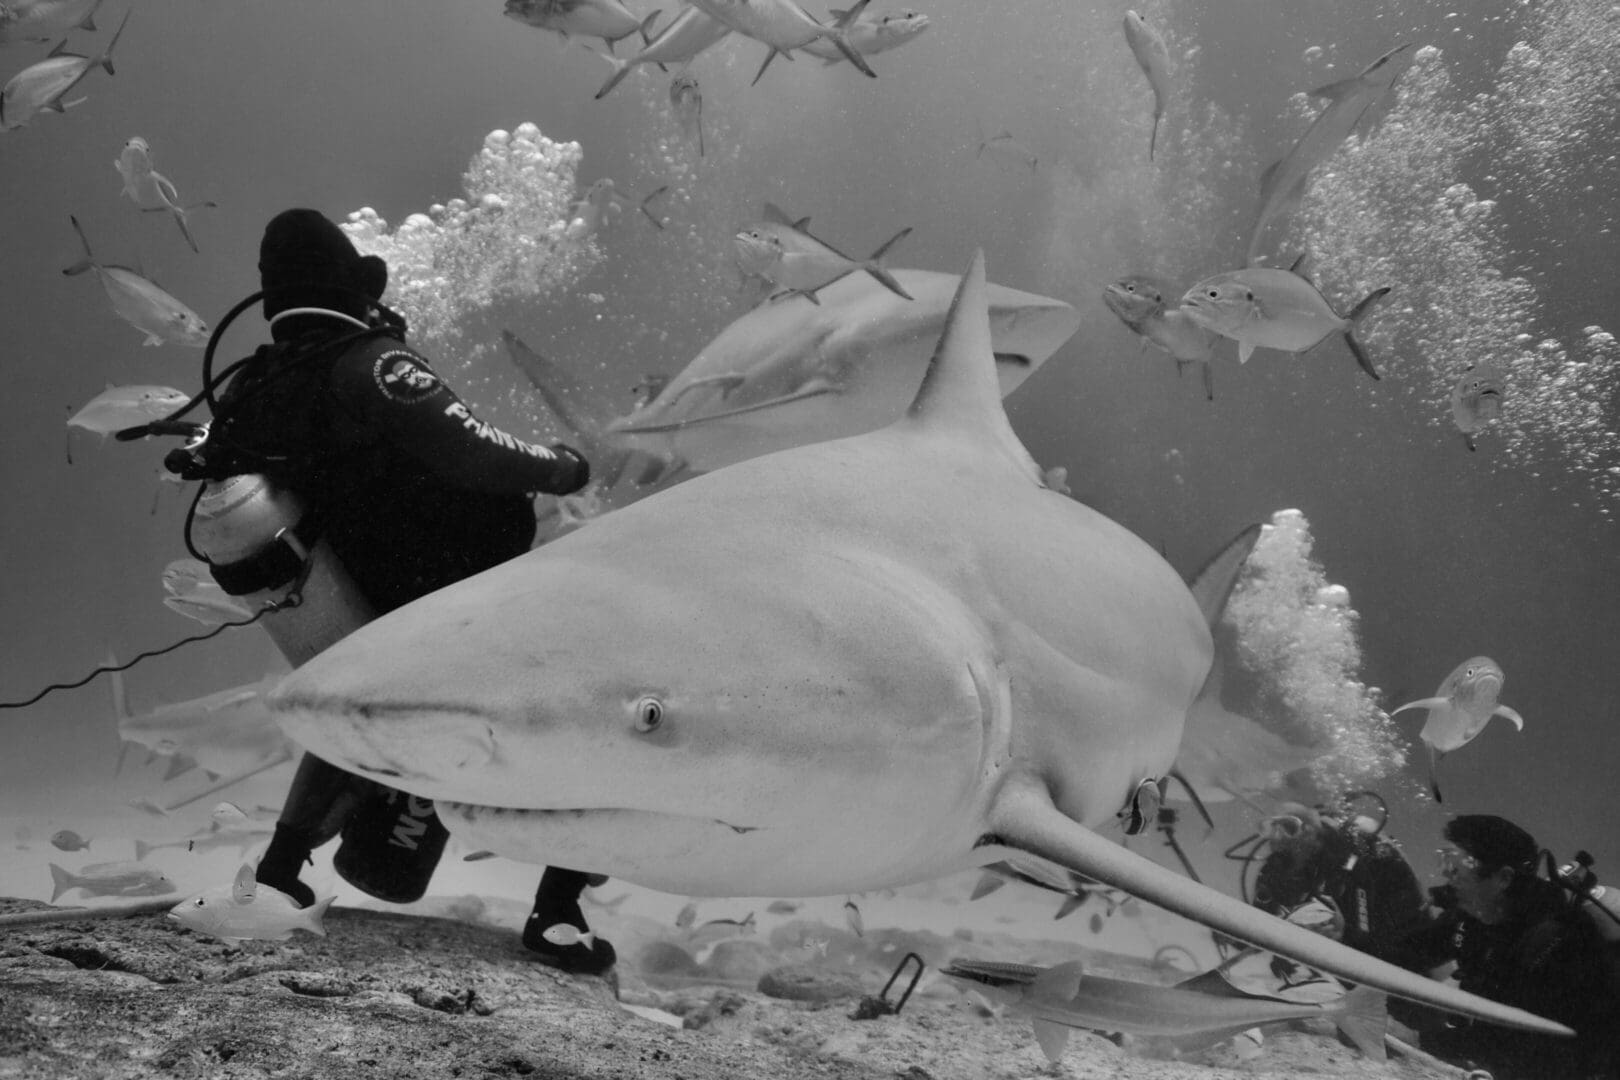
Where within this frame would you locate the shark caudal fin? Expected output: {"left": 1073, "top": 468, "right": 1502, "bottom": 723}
{"left": 1343, "top": 286, "right": 1390, "bottom": 381}
{"left": 48, "top": 864, "right": 77, "bottom": 903}
{"left": 859, "top": 226, "right": 914, "bottom": 301}
{"left": 984, "top": 774, "right": 1573, "bottom": 1037}
{"left": 1330, "top": 986, "right": 1390, "bottom": 1062}
{"left": 902, "top": 250, "right": 1041, "bottom": 483}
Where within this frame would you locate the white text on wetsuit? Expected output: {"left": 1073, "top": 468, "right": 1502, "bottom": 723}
{"left": 443, "top": 402, "right": 556, "bottom": 460}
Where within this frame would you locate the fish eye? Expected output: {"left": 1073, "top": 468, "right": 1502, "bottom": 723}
{"left": 633, "top": 695, "right": 665, "bottom": 733}
{"left": 193, "top": 897, "right": 206, "bottom": 907}
{"left": 1244, "top": 291, "right": 1255, "bottom": 301}
{"left": 1207, "top": 289, "right": 1219, "bottom": 298}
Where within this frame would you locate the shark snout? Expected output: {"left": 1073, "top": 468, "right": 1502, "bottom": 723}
{"left": 270, "top": 690, "right": 496, "bottom": 785}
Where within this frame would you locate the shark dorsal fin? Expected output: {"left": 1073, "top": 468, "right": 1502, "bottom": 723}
{"left": 1032, "top": 959, "right": 1085, "bottom": 1001}
{"left": 903, "top": 251, "right": 1039, "bottom": 484}
{"left": 1186, "top": 523, "right": 1261, "bottom": 630}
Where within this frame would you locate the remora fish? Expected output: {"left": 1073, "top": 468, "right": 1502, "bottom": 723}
{"left": 593, "top": 6, "right": 731, "bottom": 99}
{"left": 62, "top": 216, "right": 210, "bottom": 347}
{"left": 801, "top": 7, "right": 929, "bottom": 65}
{"left": 1102, "top": 274, "right": 1216, "bottom": 400}
{"left": 0, "top": 0, "right": 101, "bottom": 45}
{"left": 1122, "top": 11, "right": 1172, "bottom": 161}
{"left": 68, "top": 384, "right": 190, "bottom": 440}
{"left": 168, "top": 864, "right": 333, "bottom": 942}
{"left": 504, "top": 0, "right": 652, "bottom": 52}
{"left": 1450, "top": 361, "right": 1506, "bottom": 451}
{"left": 669, "top": 73, "right": 704, "bottom": 156}
{"left": 114, "top": 137, "right": 216, "bottom": 253}
{"left": 944, "top": 958, "right": 1389, "bottom": 1063}
{"left": 269, "top": 251, "right": 1566, "bottom": 1037}
{"left": 1246, "top": 43, "right": 1417, "bottom": 264}
{"left": 1391, "top": 656, "right": 1523, "bottom": 804}
{"left": 603, "top": 267, "right": 1080, "bottom": 472}
{"left": 114, "top": 670, "right": 296, "bottom": 780}
{"left": 734, "top": 202, "right": 914, "bottom": 304}
{"left": 1179, "top": 266, "right": 1388, "bottom": 380}
{"left": 971, "top": 853, "right": 1097, "bottom": 920}
{"left": 0, "top": 8, "right": 127, "bottom": 130}
{"left": 135, "top": 816, "right": 275, "bottom": 861}
{"left": 686, "top": 0, "right": 876, "bottom": 83}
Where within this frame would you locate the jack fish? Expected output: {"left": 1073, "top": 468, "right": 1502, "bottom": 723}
{"left": 1102, "top": 274, "right": 1216, "bottom": 400}
{"left": 0, "top": 7, "right": 127, "bottom": 129}
{"left": 1246, "top": 43, "right": 1417, "bottom": 264}
{"left": 114, "top": 137, "right": 216, "bottom": 253}
{"left": 801, "top": 6, "right": 928, "bottom": 64}
{"left": 1122, "top": 11, "right": 1172, "bottom": 160}
{"left": 592, "top": 6, "right": 731, "bottom": 99}
{"left": 686, "top": 0, "right": 875, "bottom": 83}
{"left": 1450, "top": 361, "right": 1505, "bottom": 452}
{"left": 61, "top": 216, "right": 210, "bottom": 347}
{"left": 68, "top": 385, "right": 190, "bottom": 440}
{"left": 733, "top": 202, "right": 913, "bottom": 303}
{"left": 1180, "top": 266, "right": 1387, "bottom": 380}
{"left": 1391, "top": 656, "right": 1524, "bottom": 804}
{"left": 504, "top": 0, "right": 652, "bottom": 51}
{"left": 269, "top": 251, "right": 1568, "bottom": 1038}
{"left": 0, "top": 0, "right": 101, "bottom": 45}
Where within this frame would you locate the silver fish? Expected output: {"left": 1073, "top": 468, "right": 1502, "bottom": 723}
{"left": 801, "top": 7, "right": 929, "bottom": 65}
{"left": 0, "top": 0, "right": 102, "bottom": 44}
{"left": 1180, "top": 266, "right": 1387, "bottom": 379}
{"left": 686, "top": 0, "right": 875, "bottom": 83}
{"left": 1, "top": 8, "right": 127, "bottom": 129}
{"left": 669, "top": 73, "right": 703, "bottom": 156}
{"left": 1449, "top": 362, "right": 1506, "bottom": 451}
{"left": 1391, "top": 656, "right": 1523, "bottom": 804}
{"left": 1246, "top": 43, "right": 1417, "bottom": 264}
{"left": 593, "top": 6, "right": 731, "bottom": 99}
{"left": 733, "top": 202, "right": 912, "bottom": 303}
{"left": 504, "top": 0, "right": 649, "bottom": 51}
{"left": 1122, "top": 11, "right": 1171, "bottom": 160}
{"left": 62, "top": 216, "right": 209, "bottom": 347}
{"left": 168, "top": 865, "right": 332, "bottom": 942}
{"left": 1102, "top": 274, "right": 1217, "bottom": 400}
{"left": 68, "top": 384, "right": 190, "bottom": 439}
{"left": 944, "top": 958, "right": 1388, "bottom": 1064}
{"left": 114, "top": 137, "right": 216, "bottom": 254}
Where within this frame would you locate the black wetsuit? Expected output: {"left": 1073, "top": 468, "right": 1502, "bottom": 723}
{"left": 1253, "top": 826, "right": 1428, "bottom": 965}
{"left": 210, "top": 318, "right": 588, "bottom": 612}
{"left": 1394, "top": 878, "right": 1620, "bottom": 1080}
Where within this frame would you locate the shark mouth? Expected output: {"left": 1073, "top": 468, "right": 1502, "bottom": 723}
{"left": 437, "top": 801, "right": 764, "bottom": 836}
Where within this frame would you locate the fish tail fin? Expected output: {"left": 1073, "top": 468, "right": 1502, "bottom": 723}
{"left": 49, "top": 863, "right": 75, "bottom": 903}
{"left": 636, "top": 8, "right": 661, "bottom": 46}
{"left": 97, "top": 8, "right": 132, "bottom": 77}
{"left": 593, "top": 53, "right": 635, "bottom": 99}
{"left": 62, "top": 215, "right": 95, "bottom": 276}
{"left": 750, "top": 47, "right": 783, "bottom": 86}
{"left": 1199, "top": 358, "right": 1215, "bottom": 401}
{"left": 173, "top": 208, "right": 200, "bottom": 254}
{"left": 970, "top": 870, "right": 1006, "bottom": 901}
{"left": 1053, "top": 894, "right": 1085, "bottom": 920}
{"left": 304, "top": 895, "right": 337, "bottom": 936}
{"left": 1331, "top": 987, "right": 1390, "bottom": 1061}
{"left": 1149, "top": 113, "right": 1160, "bottom": 161}
{"left": 79, "top": 0, "right": 104, "bottom": 32}
{"left": 827, "top": 0, "right": 876, "bottom": 77}
{"left": 1343, "top": 286, "right": 1390, "bottom": 381}
{"left": 1428, "top": 742, "right": 1444, "bottom": 804}
{"left": 861, "top": 227, "right": 914, "bottom": 300}
{"left": 638, "top": 185, "right": 669, "bottom": 229}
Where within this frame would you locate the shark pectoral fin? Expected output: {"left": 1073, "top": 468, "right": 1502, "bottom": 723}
{"left": 1186, "top": 523, "right": 1261, "bottom": 631}
{"left": 1492, "top": 704, "right": 1525, "bottom": 732}
{"left": 612, "top": 382, "right": 841, "bottom": 435}
{"left": 1390, "top": 697, "right": 1448, "bottom": 717}
{"left": 1029, "top": 1019, "right": 1072, "bottom": 1064}
{"left": 1053, "top": 893, "right": 1085, "bottom": 920}
{"left": 984, "top": 777, "right": 1572, "bottom": 1036}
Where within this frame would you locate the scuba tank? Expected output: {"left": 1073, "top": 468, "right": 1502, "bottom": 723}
{"left": 1554, "top": 851, "right": 1620, "bottom": 945}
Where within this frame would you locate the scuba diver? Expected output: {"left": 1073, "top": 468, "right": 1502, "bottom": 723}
{"left": 1392, "top": 814, "right": 1620, "bottom": 1080}
{"left": 1250, "top": 795, "right": 1427, "bottom": 966}
{"left": 169, "top": 208, "right": 613, "bottom": 976}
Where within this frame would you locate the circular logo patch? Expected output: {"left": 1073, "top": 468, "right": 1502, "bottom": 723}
{"left": 375, "top": 352, "right": 440, "bottom": 403}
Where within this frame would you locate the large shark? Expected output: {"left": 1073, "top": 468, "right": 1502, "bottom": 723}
{"left": 602, "top": 267, "right": 1080, "bottom": 473}
{"left": 271, "top": 252, "right": 1565, "bottom": 1037}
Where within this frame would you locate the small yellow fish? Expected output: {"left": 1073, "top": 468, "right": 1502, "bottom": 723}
{"left": 114, "top": 136, "right": 216, "bottom": 253}
{"left": 49, "top": 829, "right": 92, "bottom": 852}
{"left": 168, "top": 864, "right": 333, "bottom": 942}
{"left": 541, "top": 922, "right": 596, "bottom": 948}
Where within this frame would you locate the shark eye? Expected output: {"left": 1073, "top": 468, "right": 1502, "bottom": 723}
{"left": 633, "top": 696, "right": 665, "bottom": 733}
{"left": 1244, "top": 290, "right": 1255, "bottom": 301}
{"left": 193, "top": 897, "right": 206, "bottom": 907}
{"left": 1207, "top": 289, "right": 1219, "bottom": 299}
